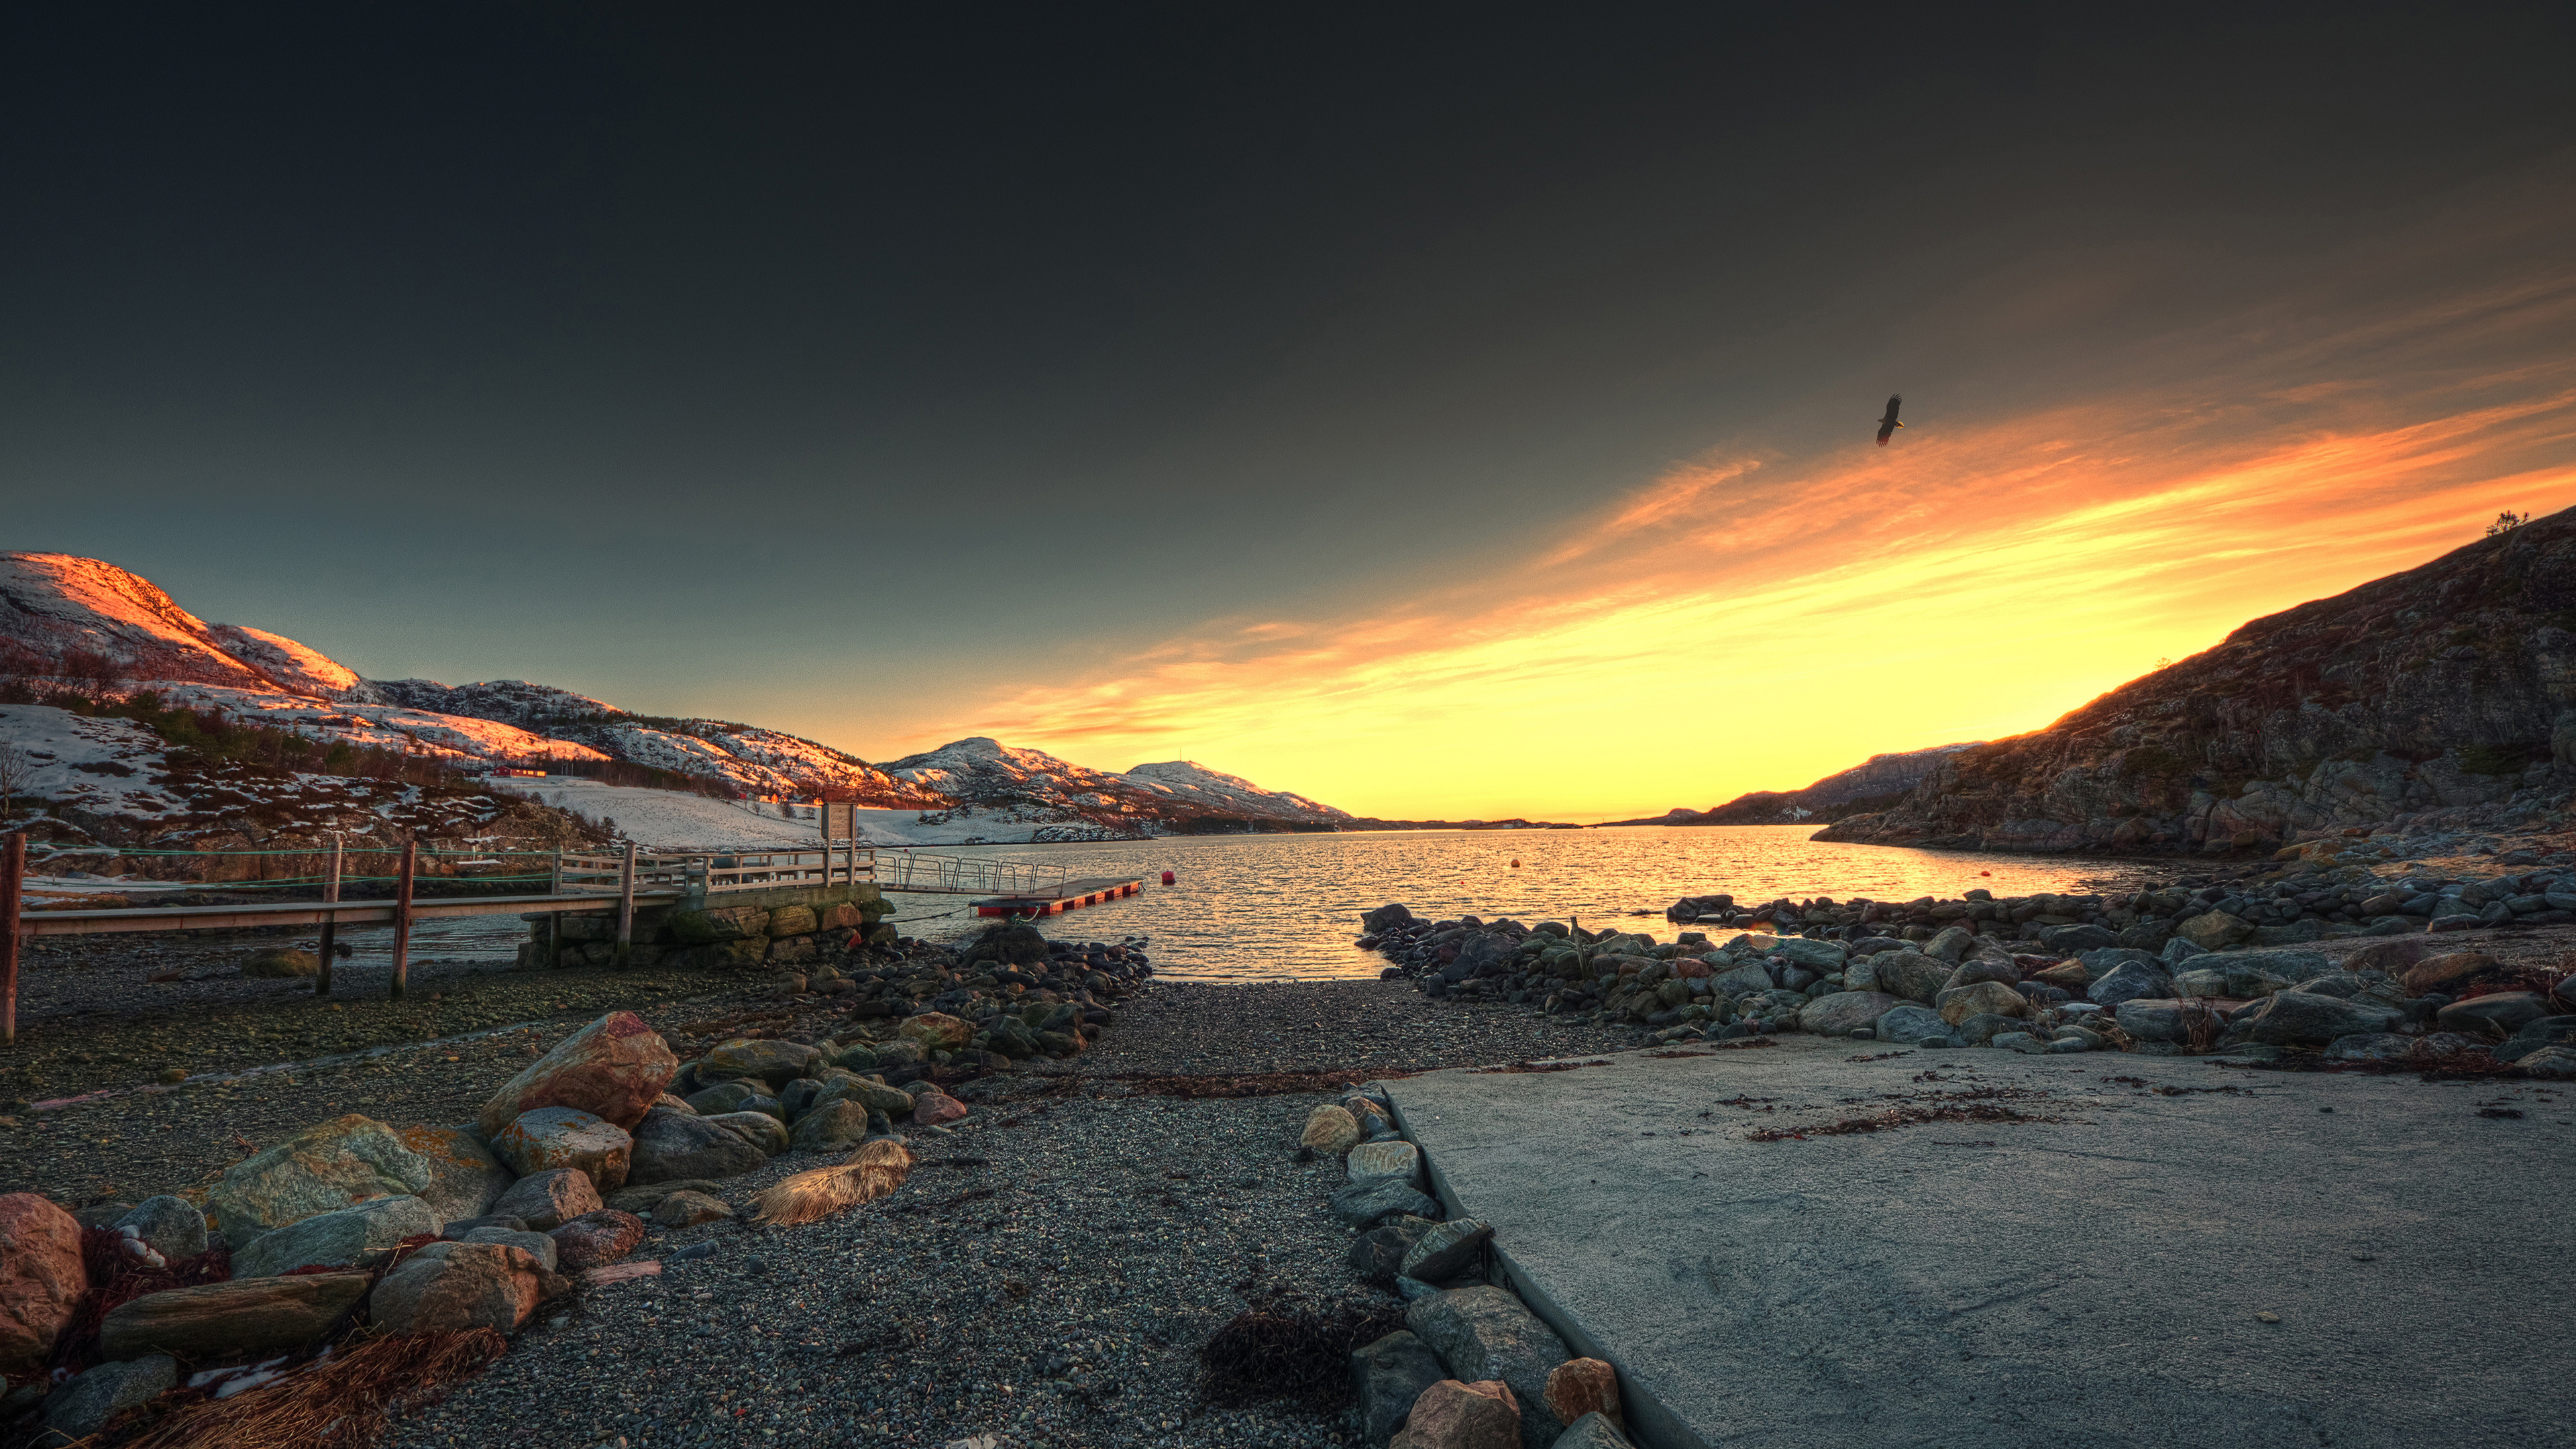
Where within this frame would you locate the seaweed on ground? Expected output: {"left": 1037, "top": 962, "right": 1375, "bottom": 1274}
{"left": 1197, "top": 1298, "right": 1407, "bottom": 1412}
{"left": 109, "top": 1328, "right": 508, "bottom": 1449}
{"left": 48, "top": 1228, "right": 233, "bottom": 1378}
{"left": 1744, "top": 1100, "right": 2077, "bottom": 1142}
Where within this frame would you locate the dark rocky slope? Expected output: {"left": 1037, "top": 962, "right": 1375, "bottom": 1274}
{"left": 1818, "top": 508, "right": 2576, "bottom": 854}
{"left": 1610, "top": 741, "right": 1984, "bottom": 826}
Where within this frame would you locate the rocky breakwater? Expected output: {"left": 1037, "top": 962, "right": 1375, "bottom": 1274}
{"left": 515, "top": 895, "right": 894, "bottom": 971}
{"left": 1295, "top": 1093, "right": 1636, "bottom": 1449}
{"left": 1815, "top": 507, "right": 2576, "bottom": 855}
{"left": 1353, "top": 877, "right": 2576, "bottom": 1069}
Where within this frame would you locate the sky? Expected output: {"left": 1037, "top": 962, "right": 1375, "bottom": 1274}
{"left": 5, "top": 5, "right": 2575, "bottom": 821}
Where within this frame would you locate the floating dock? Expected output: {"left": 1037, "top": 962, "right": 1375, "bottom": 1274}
{"left": 971, "top": 876, "right": 1144, "bottom": 918}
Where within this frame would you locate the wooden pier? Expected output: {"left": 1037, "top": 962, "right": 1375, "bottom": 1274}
{"left": 971, "top": 876, "right": 1144, "bottom": 918}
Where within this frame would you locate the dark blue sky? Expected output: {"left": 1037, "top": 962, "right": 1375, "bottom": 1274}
{"left": 6, "top": 5, "right": 2573, "bottom": 810}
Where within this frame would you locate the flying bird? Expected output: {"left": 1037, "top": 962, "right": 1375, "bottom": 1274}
{"left": 1875, "top": 394, "right": 1904, "bottom": 446}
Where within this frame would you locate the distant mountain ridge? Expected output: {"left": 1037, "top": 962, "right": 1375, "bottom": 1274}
{"left": 1817, "top": 508, "right": 2576, "bottom": 853}
{"left": 0, "top": 552, "right": 1351, "bottom": 837}
{"left": 1605, "top": 742, "right": 1984, "bottom": 826}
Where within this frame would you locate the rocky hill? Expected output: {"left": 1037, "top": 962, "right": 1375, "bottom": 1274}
{"left": 881, "top": 737, "right": 1349, "bottom": 832}
{"left": 1609, "top": 742, "right": 1985, "bottom": 826}
{"left": 1816, "top": 510, "right": 2576, "bottom": 855}
{"left": 0, "top": 553, "right": 1349, "bottom": 840}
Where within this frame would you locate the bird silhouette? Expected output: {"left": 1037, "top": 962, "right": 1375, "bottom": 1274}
{"left": 1876, "top": 394, "right": 1904, "bottom": 446}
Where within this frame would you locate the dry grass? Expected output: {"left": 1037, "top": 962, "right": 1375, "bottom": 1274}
{"left": 751, "top": 1138, "right": 916, "bottom": 1226}
{"left": 109, "top": 1329, "right": 507, "bottom": 1449}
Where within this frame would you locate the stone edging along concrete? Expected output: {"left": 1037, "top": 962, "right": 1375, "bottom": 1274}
{"left": 1385, "top": 1071, "right": 1705, "bottom": 1449}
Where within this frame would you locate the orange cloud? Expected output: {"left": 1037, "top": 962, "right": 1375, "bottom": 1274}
{"left": 895, "top": 258, "right": 2576, "bottom": 822}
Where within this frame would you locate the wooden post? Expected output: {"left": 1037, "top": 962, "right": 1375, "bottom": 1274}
{"left": 390, "top": 841, "right": 416, "bottom": 1001}
{"left": 1, "top": 832, "right": 22, "bottom": 1046}
{"left": 545, "top": 848, "right": 564, "bottom": 968}
{"left": 615, "top": 841, "right": 637, "bottom": 967}
{"left": 315, "top": 836, "right": 342, "bottom": 996}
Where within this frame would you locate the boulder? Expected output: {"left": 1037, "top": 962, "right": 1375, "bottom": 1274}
{"left": 2235, "top": 991, "right": 2404, "bottom": 1046}
{"left": 0, "top": 1194, "right": 87, "bottom": 1373}
{"left": 39, "top": 1355, "right": 177, "bottom": 1443}
{"left": 1769, "top": 937, "right": 1848, "bottom": 971}
{"left": 1391, "top": 1379, "right": 1521, "bottom": 1449}
{"left": 766, "top": 904, "right": 819, "bottom": 936}
{"left": 1363, "top": 904, "right": 1417, "bottom": 934}
{"left": 789, "top": 1100, "right": 874, "bottom": 1153}
{"left": 1353, "top": 1331, "right": 1450, "bottom": 1447}
{"left": 458, "top": 1227, "right": 557, "bottom": 1272}
{"left": 701, "top": 1110, "right": 791, "bottom": 1157}
{"left": 207, "top": 1114, "right": 433, "bottom": 1251}
{"left": 368, "top": 1242, "right": 549, "bottom": 1334}
{"left": 1544, "top": 1360, "right": 1623, "bottom": 1433}
{"left": 1705, "top": 963, "right": 1776, "bottom": 997}
{"left": 1401, "top": 1219, "right": 1494, "bottom": 1284}
{"left": 490, "top": 1168, "right": 602, "bottom": 1231}
{"left": 2400, "top": 953, "right": 2508, "bottom": 997}
{"left": 548, "top": 1210, "right": 647, "bottom": 1271}
{"left": 474, "top": 1012, "right": 678, "bottom": 1135}
{"left": 2086, "top": 961, "right": 2176, "bottom": 1009}
{"left": 2435, "top": 992, "right": 2555, "bottom": 1037}
{"left": 2176, "top": 911, "right": 2253, "bottom": 950}
{"left": 1944, "top": 959, "right": 2020, "bottom": 990}
{"left": 1952, "top": 1012, "right": 2023, "bottom": 1046}
{"left": 604, "top": 1179, "right": 723, "bottom": 1215}
{"left": 1919, "top": 926, "right": 1977, "bottom": 964}
{"left": 1304, "top": 1105, "right": 1364, "bottom": 1156}
{"left": 653, "top": 1191, "right": 733, "bottom": 1228}
{"left": 1550, "top": 1411, "right": 1637, "bottom": 1449}
{"left": 1867, "top": 952, "right": 1949, "bottom": 1004}
{"left": 1873, "top": 1004, "right": 1951, "bottom": 1044}
{"left": 99, "top": 1274, "right": 370, "bottom": 1360}
{"left": 913, "top": 1091, "right": 968, "bottom": 1126}
{"left": 1933, "top": 981, "right": 2027, "bottom": 1025}
{"left": 629, "top": 1107, "right": 769, "bottom": 1184}
{"left": 1351, "top": 1218, "right": 1442, "bottom": 1283}
{"left": 2493, "top": 1015, "right": 2576, "bottom": 1065}
{"left": 2343, "top": 937, "right": 2438, "bottom": 976}
{"left": 1348, "top": 1141, "right": 1424, "bottom": 1189}
{"left": 492, "top": 1106, "right": 634, "bottom": 1191}
{"left": 698, "top": 1038, "right": 820, "bottom": 1089}
{"left": 1404, "top": 1285, "right": 1572, "bottom": 1449}
{"left": 2041, "top": 923, "right": 2118, "bottom": 953}
{"left": 112, "top": 1196, "right": 208, "bottom": 1263}
{"left": 667, "top": 905, "right": 770, "bottom": 943}
{"left": 686, "top": 1081, "right": 769, "bottom": 1116}
{"left": 967, "top": 920, "right": 1049, "bottom": 965}
{"left": 2322, "top": 1033, "right": 2434, "bottom": 1063}
{"left": 1332, "top": 1178, "right": 1442, "bottom": 1228}
{"left": 1441, "top": 933, "right": 1518, "bottom": 983}
{"left": 2519, "top": 1044, "right": 2576, "bottom": 1079}
{"left": 898, "top": 1013, "right": 973, "bottom": 1053}
{"left": 233, "top": 1194, "right": 440, "bottom": 1279}
{"left": 814, "top": 1076, "right": 914, "bottom": 1117}
{"left": 1798, "top": 991, "right": 1900, "bottom": 1036}
{"left": 396, "top": 1126, "right": 516, "bottom": 1222}
{"left": 2114, "top": 998, "right": 2229, "bottom": 1046}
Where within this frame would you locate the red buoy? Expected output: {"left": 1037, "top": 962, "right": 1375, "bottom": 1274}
{"left": 1161, "top": 870, "right": 1177, "bottom": 885}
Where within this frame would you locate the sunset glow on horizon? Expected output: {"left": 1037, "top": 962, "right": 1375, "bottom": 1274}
{"left": 935, "top": 264, "right": 2576, "bottom": 822}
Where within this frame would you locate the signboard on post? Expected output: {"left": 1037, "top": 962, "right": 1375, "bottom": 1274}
{"left": 822, "top": 801, "right": 855, "bottom": 843}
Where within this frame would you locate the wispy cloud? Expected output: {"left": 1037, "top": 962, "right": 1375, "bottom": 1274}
{"left": 908, "top": 253, "right": 2576, "bottom": 820}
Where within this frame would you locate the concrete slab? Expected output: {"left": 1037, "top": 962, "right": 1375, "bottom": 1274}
{"left": 1387, "top": 1039, "right": 2571, "bottom": 1449}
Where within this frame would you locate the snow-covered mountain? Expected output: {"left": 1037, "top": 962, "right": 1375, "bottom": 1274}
{"left": 0, "top": 553, "right": 1351, "bottom": 840}
{"left": 1120, "top": 759, "right": 1348, "bottom": 820}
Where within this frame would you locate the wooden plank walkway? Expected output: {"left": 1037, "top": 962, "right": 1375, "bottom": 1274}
{"left": 15, "top": 889, "right": 682, "bottom": 937}
{"left": 970, "top": 875, "right": 1144, "bottom": 918}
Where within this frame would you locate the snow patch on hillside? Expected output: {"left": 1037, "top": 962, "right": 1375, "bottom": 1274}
{"left": 203, "top": 624, "right": 376, "bottom": 700}
{"left": 0, "top": 704, "right": 184, "bottom": 817}
{"left": 1121, "top": 759, "right": 1349, "bottom": 820}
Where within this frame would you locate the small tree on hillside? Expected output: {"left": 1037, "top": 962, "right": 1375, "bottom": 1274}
{"left": 0, "top": 741, "right": 32, "bottom": 821}
{"left": 2487, "top": 510, "right": 2531, "bottom": 537}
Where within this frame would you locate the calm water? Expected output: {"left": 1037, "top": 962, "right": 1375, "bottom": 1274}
{"left": 892, "top": 826, "right": 2169, "bottom": 983}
